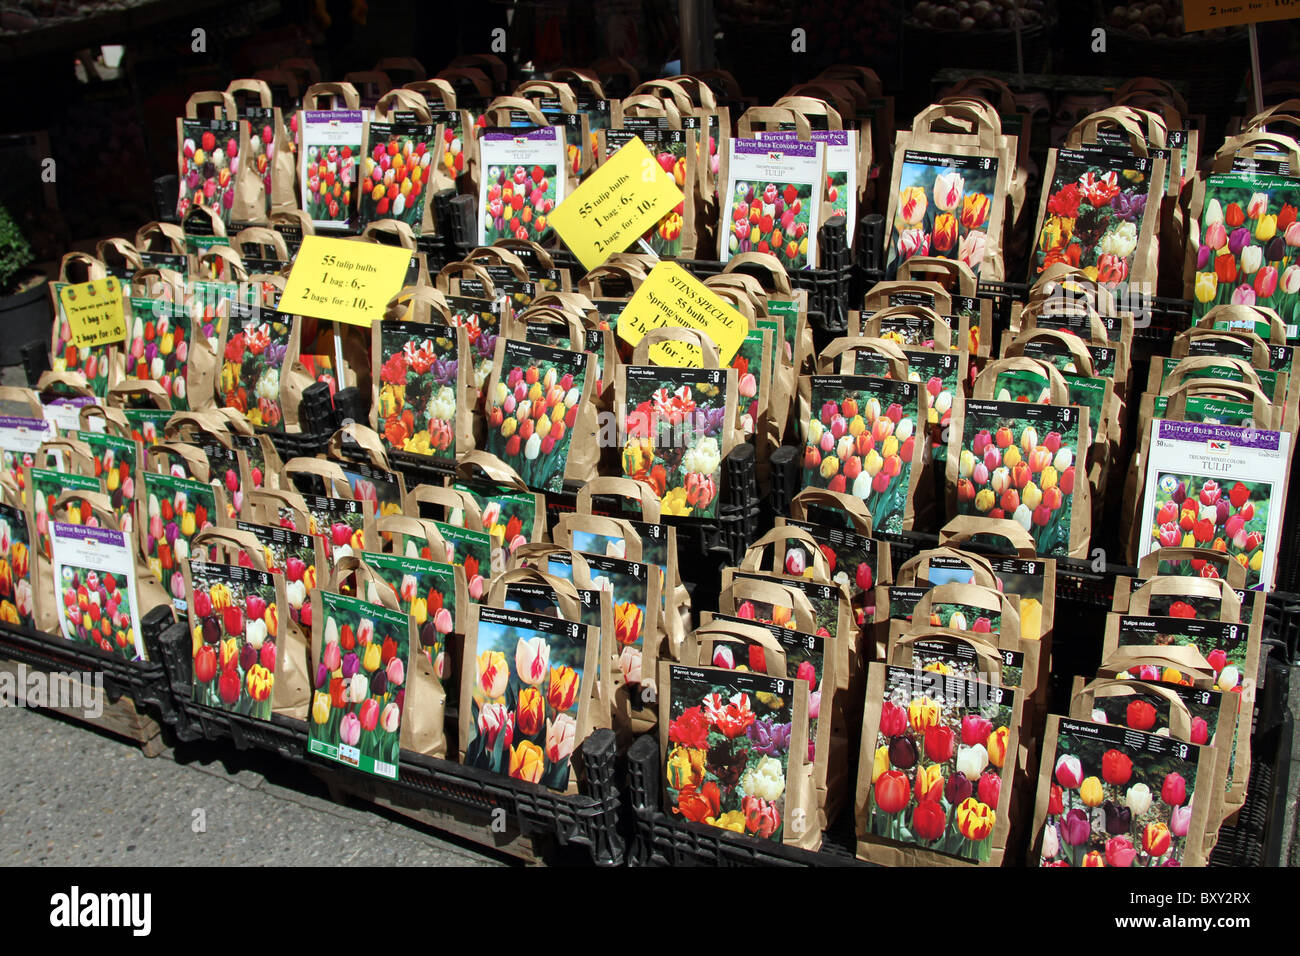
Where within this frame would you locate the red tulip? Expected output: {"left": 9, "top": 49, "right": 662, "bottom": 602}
{"left": 1126, "top": 699, "right": 1157, "bottom": 731}
{"left": 911, "top": 799, "right": 947, "bottom": 841}
{"left": 1206, "top": 648, "right": 1228, "bottom": 673}
{"left": 1191, "top": 717, "right": 1209, "bottom": 745}
{"left": 219, "top": 667, "right": 241, "bottom": 704}
{"left": 978, "top": 771, "right": 1001, "bottom": 808}
{"left": 879, "top": 700, "right": 907, "bottom": 737}
{"left": 1102, "top": 748, "right": 1133, "bottom": 786}
{"left": 1161, "top": 772, "right": 1187, "bottom": 806}
{"left": 875, "top": 770, "right": 911, "bottom": 814}
{"left": 194, "top": 645, "right": 216, "bottom": 683}
{"left": 924, "top": 724, "right": 956, "bottom": 763}
{"left": 222, "top": 606, "right": 244, "bottom": 637}
{"left": 1048, "top": 783, "right": 1063, "bottom": 816}
{"left": 1143, "top": 821, "right": 1172, "bottom": 856}
{"left": 359, "top": 697, "right": 380, "bottom": 731}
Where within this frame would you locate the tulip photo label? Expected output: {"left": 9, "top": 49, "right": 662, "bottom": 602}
{"left": 427, "top": 521, "right": 490, "bottom": 602}
{"left": 720, "top": 138, "right": 823, "bottom": 270}
{"left": 1036, "top": 716, "right": 1204, "bottom": 867}
{"left": 803, "top": 375, "right": 922, "bottom": 534}
{"left": 0, "top": 414, "right": 53, "bottom": 498}
{"left": 375, "top": 322, "right": 462, "bottom": 465}
{"left": 188, "top": 560, "right": 279, "bottom": 718}
{"left": 950, "top": 401, "right": 1085, "bottom": 557}
{"left": 236, "top": 520, "right": 320, "bottom": 630}
{"left": 621, "top": 365, "right": 730, "bottom": 519}
{"left": 463, "top": 605, "right": 590, "bottom": 792}
{"left": 360, "top": 551, "right": 458, "bottom": 680}
{"left": 477, "top": 128, "right": 566, "bottom": 246}
{"left": 358, "top": 122, "right": 437, "bottom": 231}
{"left": 662, "top": 664, "right": 808, "bottom": 843}
{"left": 75, "top": 431, "right": 139, "bottom": 535}
{"left": 886, "top": 150, "right": 998, "bottom": 280}
{"left": 220, "top": 310, "right": 291, "bottom": 430}
{"left": 1033, "top": 148, "right": 1155, "bottom": 294}
{"left": 854, "top": 350, "right": 958, "bottom": 463}
{"left": 547, "top": 551, "right": 653, "bottom": 695}
{"left": 302, "top": 493, "right": 370, "bottom": 563}
{"left": 1110, "top": 615, "right": 1250, "bottom": 694}
{"left": 126, "top": 298, "right": 194, "bottom": 409}
{"left": 779, "top": 518, "right": 882, "bottom": 616}
{"left": 605, "top": 123, "right": 690, "bottom": 257}
{"left": 446, "top": 295, "right": 502, "bottom": 400}
{"left": 905, "top": 637, "right": 1025, "bottom": 690}
{"left": 1192, "top": 172, "right": 1300, "bottom": 322}
{"left": 30, "top": 468, "right": 103, "bottom": 565}
{"left": 1139, "top": 420, "right": 1289, "bottom": 590}
{"left": 758, "top": 128, "right": 858, "bottom": 245}
{"left": 731, "top": 569, "right": 845, "bottom": 639}
{"left": 0, "top": 503, "right": 34, "bottom": 628}
{"left": 308, "top": 591, "right": 411, "bottom": 780}
{"left": 452, "top": 480, "right": 541, "bottom": 571}
{"left": 299, "top": 111, "right": 363, "bottom": 230}
{"left": 51, "top": 522, "right": 144, "bottom": 661}
{"left": 177, "top": 118, "right": 240, "bottom": 224}
{"left": 123, "top": 409, "right": 172, "bottom": 449}
{"left": 141, "top": 472, "right": 220, "bottom": 610}
{"left": 860, "top": 665, "right": 1015, "bottom": 862}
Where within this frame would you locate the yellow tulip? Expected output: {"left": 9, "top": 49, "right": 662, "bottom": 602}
{"left": 1256, "top": 214, "right": 1278, "bottom": 241}
{"left": 872, "top": 745, "right": 889, "bottom": 783}
{"left": 509, "top": 739, "right": 545, "bottom": 783}
{"left": 363, "top": 641, "right": 382, "bottom": 673}
{"left": 909, "top": 696, "right": 940, "bottom": 731}
{"left": 975, "top": 488, "right": 995, "bottom": 512}
{"left": 1195, "top": 272, "right": 1218, "bottom": 303}
{"left": 1080, "top": 776, "right": 1105, "bottom": 806}
{"left": 707, "top": 810, "right": 747, "bottom": 833}
{"left": 864, "top": 450, "right": 884, "bottom": 476}
{"left": 311, "top": 691, "right": 330, "bottom": 724}
{"left": 667, "top": 745, "right": 706, "bottom": 791}
{"left": 987, "top": 726, "right": 1010, "bottom": 768}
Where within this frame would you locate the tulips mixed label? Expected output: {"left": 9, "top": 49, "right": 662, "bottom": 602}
{"left": 665, "top": 665, "right": 804, "bottom": 842}
{"left": 76, "top": 431, "right": 138, "bottom": 534}
{"left": 863, "top": 666, "right": 1014, "bottom": 861}
{"left": 31, "top": 468, "right": 102, "bottom": 564}
{"left": 801, "top": 375, "right": 922, "bottom": 535}
{"left": 1114, "top": 615, "right": 1249, "bottom": 694}
{"left": 222, "top": 312, "right": 291, "bottom": 429}
{"left": 1039, "top": 717, "right": 1200, "bottom": 867}
{"left": 361, "top": 551, "right": 457, "bottom": 680}
{"left": 358, "top": 123, "right": 436, "bottom": 231}
{"left": 189, "top": 561, "right": 280, "bottom": 719}
{"left": 299, "top": 111, "right": 363, "bottom": 229}
{"left": 622, "top": 365, "right": 729, "bottom": 519}
{"left": 721, "top": 139, "right": 821, "bottom": 270}
{"left": 486, "top": 339, "right": 587, "bottom": 494}
{"left": 51, "top": 522, "right": 143, "bottom": 660}
{"left": 0, "top": 503, "right": 34, "bottom": 628}
{"left": 141, "top": 472, "right": 218, "bottom": 609}
{"left": 952, "top": 400, "right": 1083, "bottom": 557}
{"left": 1193, "top": 173, "right": 1300, "bottom": 322}
{"left": 377, "top": 321, "right": 461, "bottom": 464}
{"left": 1140, "top": 420, "right": 1289, "bottom": 590}
{"left": 308, "top": 591, "right": 411, "bottom": 780}
{"left": 1034, "top": 149, "right": 1154, "bottom": 292}
{"left": 887, "top": 150, "right": 998, "bottom": 280}
{"left": 477, "top": 128, "right": 566, "bottom": 246}
{"left": 466, "top": 605, "right": 589, "bottom": 791}
{"left": 780, "top": 518, "right": 881, "bottom": 621}
{"left": 854, "top": 349, "right": 958, "bottom": 463}
{"left": 51, "top": 284, "right": 117, "bottom": 397}
{"left": 177, "top": 119, "right": 240, "bottom": 224}
{"left": 236, "top": 520, "right": 320, "bottom": 631}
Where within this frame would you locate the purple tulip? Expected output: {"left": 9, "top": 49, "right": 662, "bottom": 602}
{"left": 1103, "top": 800, "right": 1132, "bottom": 835}
{"left": 240, "top": 644, "right": 257, "bottom": 671}
{"left": 165, "top": 523, "right": 180, "bottom": 545}
{"left": 315, "top": 662, "right": 329, "bottom": 689}
{"left": 1061, "top": 807, "right": 1091, "bottom": 846}
{"left": 342, "top": 652, "right": 360, "bottom": 679}
{"left": 1111, "top": 191, "right": 1147, "bottom": 222}
{"left": 433, "top": 357, "right": 459, "bottom": 386}
{"left": 946, "top": 771, "right": 973, "bottom": 805}
{"left": 747, "top": 718, "right": 792, "bottom": 756}
{"left": 370, "top": 670, "right": 388, "bottom": 695}
{"left": 1228, "top": 227, "right": 1251, "bottom": 256}
{"left": 692, "top": 405, "right": 727, "bottom": 437}
{"left": 888, "top": 734, "right": 918, "bottom": 770}
{"left": 1197, "top": 243, "right": 1211, "bottom": 270}
{"left": 1266, "top": 236, "right": 1286, "bottom": 261}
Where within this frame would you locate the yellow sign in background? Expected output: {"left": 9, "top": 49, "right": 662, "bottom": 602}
{"left": 279, "top": 235, "right": 412, "bottom": 327}
{"left": 1183, "top": 0, "right": 1299, "bottom": 31}
{"left": 58, "top": 277, "right": 127, "bottom": 348}
{"left": 616, "top": 262, "right": 747, "bottom": 367}
{"left": 548, "top": 136, "right": 685, "bottom": 272}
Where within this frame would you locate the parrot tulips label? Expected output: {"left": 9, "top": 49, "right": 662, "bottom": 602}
{"left": 860, "top": 665, "right": 1015, "bottom": 861}
{"left": 886, "top": 150, "right": 998, "bottom": 280}
{"left": 1192, "top": 172, "right": 1300, "bottom": 322}
{"left": 1037, "top": 717, "right": 1204, "bottom": 868}
{"left": 485, "top": 339, "right": 588, "bottom": 494}
{"left": 300, "top": 111, "right": 363, "bottom": 230}
{"left": 621, "top": 365, "right": 731, "bottom": 520}
{"left": 188, "top": 561, "right": 280, "bottom": 718}
{"left": 1110, "top": 615, "right": 1250, "bottom": 694}
{"left": 0, "top": 503, "right": 34, "bottom": 628}
{"left": 376, "top": 321, "right": 462, "bottom": 465}
{"left": 75, "top": 431, "right": 138, "bottom": 534}
{"left": 140, "top": 472, "right": 219, "bottom": 609}
{"left": 177, "top": 119, "right": 240, "bottom": 224}
{"left": 720, "top": 138, "right": 822, "bottom": 270}
{"left": 30, "top": 468, "right": 101, "bottom": 563}
{"left": 464, "top": 605, "right": 591, "bottom": 791}
{"left": 1033, "top": 149, "right": 1155, "bottom": 294}
{"left": 221, "top": 311, "right": 291, "bottom": 430}
{"left": 236, "top": 520, "right": 320, "bottom": 629}
{"left": 358, "top": 123, "right": 436, "bottom": 231}
{"left": 1139, "top": 420, "right": 1289, "bottom": 590}
{"left": 308, "top": 591, "right": 411, "bottom": 780}
{"left": 951, "top": 400, "right": 1084, "bottom": 557}
{"left": 662, "top": 664, "right": 808, "bottom": 843}
{"left": 51, "top": 523, "right": 143, "bottom": 660}
{"left": 477, "top": 128, "right": 566, "bottom": 246}
{"left": 802, "top": 376, "right": 923, "bottom": 534}
{"left": 125, "top": 299, "right": 193, "bottom": 408}
{"left": 360, "top": 551, "right": 458, "bottom": 679}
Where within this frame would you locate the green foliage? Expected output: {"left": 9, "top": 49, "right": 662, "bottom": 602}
{"left": 0, "top": 203, "right": 33, "bottom": 293}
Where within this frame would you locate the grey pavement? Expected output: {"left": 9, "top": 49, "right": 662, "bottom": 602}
{"left": 0, "top": 706, "right": 505, "bottom": 866}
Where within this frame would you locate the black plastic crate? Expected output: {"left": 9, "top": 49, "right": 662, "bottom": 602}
{"left": 625, "top": 733, "right": 871, "bottom": 866}
{"left": 0, "top": 606, "right": 182, "bottom": 729}
{"left": 146, "top": 612, "right": 625, "bottom": 865}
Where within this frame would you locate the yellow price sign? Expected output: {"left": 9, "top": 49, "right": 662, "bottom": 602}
{"left": 616, "top": 262, "right": 746, "bottom": 367}
{"left": 279, "top": 235, "right": 412, "bottom": 327}
{"left": 58, "top": 277, "right": 127, "bottom": 348}
{"left": 548, "top": 136, "right": 684, "bottom": 272}
{"left": 1183, "top": 0, "right": 1299, "bottom": 31}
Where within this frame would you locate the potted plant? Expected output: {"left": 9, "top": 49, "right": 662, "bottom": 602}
{"left": 0, "top": 201, "right": 52, "bottom": 366}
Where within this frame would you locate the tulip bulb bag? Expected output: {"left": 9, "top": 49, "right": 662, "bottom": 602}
{"left": 659, "top": 661, "right": 817, "bottom": 850}
{"left": 358, "top": 106, "right": 439, "bottom": 233}
{"left": 27, "top": 466, "right": 107, "bottom": 632}
{"left": 854, "top": 662, "right": 1021, "bottom": 866}
{"left": 235, "top": 517, "right": 326, "bottom": 639}
{"left": 602, "top": 118, "right": 699, "bottom": 258}
{"left": 123, "top": 293, "right": 218, "bottom": 412}
{"left": 139, "top": 471, "right": 227, "bottom": 611}
{"left": 356, "top": 549, "right": 466, "bottom": 684}
{"left": 216, "top": 305, "right": 297, "bottom": 431}
{"left": 461, "top": 603, "right": 598, "bottom": 794}
{"left": 371, "top": 319, "right": 472, "bottom": 470}
{"left": 477, "top": 127, "right": 567, "bottom": 246}
{"left": 757, "top": 128, "right": 858, "bottom": 246}
{"left": 299, "top": 103, "right": 365, "bottom": 231}
{"left": 176, "top": 92, "right": 247, "bottom": 227}
{"left": 307, "top": 588, "right": 425, "bottom": 778}
{"left": 0, "top": 482, "right": 37, "bottom": 629}
{"left": 1030, "top": 714, "right": 1213, "bottom": 867}
{"left": 719, "top": 138, "right": 825, "bottom": 269}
